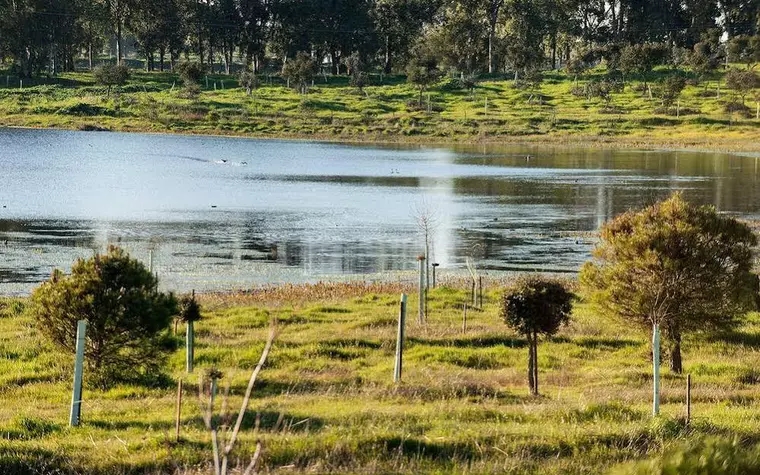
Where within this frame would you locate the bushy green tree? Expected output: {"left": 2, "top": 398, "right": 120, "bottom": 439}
{"left": 500, "top": 276, "right": 573, "bottom": 396}
{"left": 30, "top": 246, "right": 178, "bottom": 388}
{"left": 689, "top": 30, "right": 723, "bottom": 89}
{"left": 727, "top": 35, "right": 760, "bottom": 67}
{"left": 458, "top": 73, "right": 478, "bottom": 97}
{"left": 657, "top": 74, "right": 687, "bottom": 110}
{"left": 580, "top": 193, "right": 757, "bottom": 374}
{"left": 406, "top": 44, "right": 441, "bottom": 106}
{"left": 282, "top": 52, "right": 317, "bottom": 94}
{"left": 619, "top": 43, "right": 669, "bottom": 86}
{"left": 238, "top": 68, "right": 260, "bottom": 96}
{"left": 565, "top": 49, "right": 596, "bottom": 82}
{"left": 725, "top": 68, "right": 760, "bottom": 105}
{"left": 346, "top": 52, "right": 369, "bottom": 92}
{"left": 176, "top": 61, "right": 207, "bottom": 85}
{"left": 93, "top": 63, "right": 130, "bottom": 96}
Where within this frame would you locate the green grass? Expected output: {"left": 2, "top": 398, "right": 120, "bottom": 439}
{"left": 2, "top": 282, "right": 760, "bottom": 474}
{"left": 1, "top": 67, "right": 759, "bottom": 151}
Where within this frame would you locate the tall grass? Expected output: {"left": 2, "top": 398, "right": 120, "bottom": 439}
{"left": 2, "top": 281, "right": 760, "bottom": 473}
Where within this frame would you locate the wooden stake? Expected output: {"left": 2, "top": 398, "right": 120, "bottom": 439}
{"left": 653, "top": 323, "right": 661, "bottom": 416}
{"left": 69, "top": 320, "right": 87, "bottom": 427}
{"left": 417, "top": 256, "right": 425, "bottom": 324}
{"left": 478, "top": 276, "right": 483, "bottom": 308}
{"left": 462, "top": 303, "right": 467, "bottom": 333}
{"left": 471, "top": 280, "right": 476, "bottom": 306}
{"left": 175, "top": 379, "right": 183, "bottom": 441}
{"left": 686, "top": 374, "right": 691, "bottom": 425}
{"left": 394, "top": 294, "right": 407, "bottom": 383}
{"left": 186, "top": 321, "right": 194, "bottom": 373}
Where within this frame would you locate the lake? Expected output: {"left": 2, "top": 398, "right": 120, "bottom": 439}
{"left": 1, "top": 128, "right": 758, "bottom": 295}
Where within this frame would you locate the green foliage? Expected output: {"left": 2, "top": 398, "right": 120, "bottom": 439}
{"left": 457, "top": 74, "right": 478, "bottom": 94}
{"left": 580, "top": 193, "right": 758, "bottom": 373}
{"left": 346, "top": 53, "right": 369, "bottom": 91}
{"left": 689, "top": 35, "right": 723, "bottom": 83}
{"left": 406, "top": 47, "right": 441, "bottom": 105}
{"left": 176, "top": 62, "right": 207, "bottom": 86}
{"left": 500, "top": 276, "right": 573, "bottom": 338}
{"left": 29, "top": 246, "right": 178, "bottom": 388}
{"left": 616, "top": 437, "right": 760, "bottom": 475}
{"left": 725, "top": 68, "right": 760, "bottom": 104}
{"left": 565, "top": 50, "right": 596, "bottom": 79}
{"left": 238, "top": 69, "right": 260, "bottom": 96}
{"left": 500, "top": 275, "right": 573, "bottom": 395}
{"left": 619, "top": 43, "right": 669, "bottom": 82}
{"left": 585, "top": 79, "right": 619, "bottom": 108}
{"left": 727, "top": 35, "right": 760, "bottom": 67}
{"left": 282, "top": 52, "right": 317, "bottom": 94}
{"left": 93, "top": 64, "right": 130, "bottom": 95}
{"left": 178, "top": 293, "right": 202, "bottom": 323}
{"left": 656, "top": 74, "right": 687, "bottom": 109}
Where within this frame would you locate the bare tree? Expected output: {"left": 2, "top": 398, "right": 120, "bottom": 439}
{"left": 412, "top": 199, "right": 438, "bottom": 289}
{"left": 200, "top": 327, "right": 276, "bottom": 475}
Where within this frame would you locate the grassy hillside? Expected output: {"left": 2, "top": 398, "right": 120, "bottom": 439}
{"left": 0, "top": 68, "right": 758, "bottom": 151}
{"left": 2, "top": 280, "right": 760, "bottom": 474}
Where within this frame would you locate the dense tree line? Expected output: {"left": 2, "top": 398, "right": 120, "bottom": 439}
{"left": 0, "top": 0, "right": 758, "bottom": 77}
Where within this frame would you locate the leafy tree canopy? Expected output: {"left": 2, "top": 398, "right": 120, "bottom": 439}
{"left": 580, "top": 193, "right": 758, "bottom": 373}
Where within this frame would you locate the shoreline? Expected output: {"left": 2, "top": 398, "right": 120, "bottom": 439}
{"left": 4, "top": 123, "right": 760, "bottom": 157}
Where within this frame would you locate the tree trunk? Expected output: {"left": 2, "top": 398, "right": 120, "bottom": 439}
{"left": 160, "top": 47, "right": 165, "bottom": 72}
{"left": 488, "top": 31, "right": 494, "bottom": 74}
{"left": 669, "top": 332, "right": 683, "bottom": 374}
{"left": 116, "top": 20, "right": 123, "bottom": 63}
{"left": 527, "top": 337, "right": 536, "bottom": 395}
{"left": 89, "top": 43, "right": 93, "bottom": 71}
{"left": 331, "top": 51, "right": 339, "bottom": 75}
{"left": 384, "top": 36, "right": 392, "bottom": 74}
{"left": 551, "top": 33, "right": 557, "bottom": 70}
{"left": 532, "top": 335, "right": 539, "bottom": 396}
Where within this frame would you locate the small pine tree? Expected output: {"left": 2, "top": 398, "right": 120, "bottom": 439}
{"left": 580, "top": 193, "right": 758, "bottom": 374}
{"left": 30, "top": 246, "right": 178, "bottom": 388}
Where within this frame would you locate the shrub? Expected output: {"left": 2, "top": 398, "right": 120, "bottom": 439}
{"left": 282, "top": 52, "right": 317, "bottom": 94}
{"left": 406, "top": 50, "right": 441, "bottom": 106}
{"left": 500, "top": 275, "right": 573, "bottom": 396}
{"left": 656, "top": 75, "right": 687, "bottom": 110}
{"left": 93, "top": 64, "right": 130, "bottom": 96}
{"left": 725, "top": 68, "right": 760, "bottom": 105}
{"left": 238, "top": 69, "right": 259, "bottom": 96}
{"left": 176, "top": 62, "right": 207, "bottom": 86}
{"left": 29, "top": 246, "right": 178, "bottom": 388}
{"left": 178, "top": 293, "right": 202, "bottom": 324}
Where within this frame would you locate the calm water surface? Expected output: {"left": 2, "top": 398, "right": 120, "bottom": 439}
{"left": 1, "top": 128, "right": 759, "bottom": 295}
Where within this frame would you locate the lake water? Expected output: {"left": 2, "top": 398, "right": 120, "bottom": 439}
{"left": 1, "top": 128, "right": 759, "bottom": 295}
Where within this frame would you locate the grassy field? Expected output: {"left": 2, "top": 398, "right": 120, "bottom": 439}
{"left": 2, "top": 280, "right": 760, "bottom": 474}
{"left": 0, "top": 67, "right": 759, "bottom": 152}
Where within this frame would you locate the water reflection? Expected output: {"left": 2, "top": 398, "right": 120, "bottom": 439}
{"left": 0, "top": 128, "right": 758, "bottom": 295}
